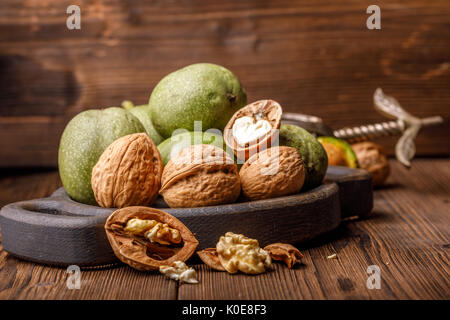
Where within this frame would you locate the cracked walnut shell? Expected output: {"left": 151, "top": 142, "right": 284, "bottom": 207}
{"left": 239, "top": 146, "right": 305, "bottom": 201}
{"left": 91, "top": 133, "right": 163, "bottom": 208}
{"left": 264, "top": 243, "right": 303, "bottom": 269}
{"left": 159, "top": 144, "right": 241, "bottom": 208}
{"left": 224, "top": 99, "right": 282, "bottom": 161}
{"left": 105, "top": 206, "right": 198, "bottom": 271}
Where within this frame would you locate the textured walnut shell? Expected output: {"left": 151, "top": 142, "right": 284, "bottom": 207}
{"left": 197, "top": 248, "right": 226, "bottom": 271}
{"left": 264, "top": 243, "right": 303, "bottom": 269}
{"left": 224, "top": 99, "right": 282, "bottom": 161}
{"left": 91, "top": 133, "right": 163, "bottom": 208}
{"left": 239, "top": 146, "right": 305, "bottom": 201}
{"left": 160, "top": 144, "right": 241, "bottom": 208}
{"left": 105, "top": 206, "right": 198, "bottom": 271}
{"left": 352, "top": 141, "right": 390, "bottom": 186}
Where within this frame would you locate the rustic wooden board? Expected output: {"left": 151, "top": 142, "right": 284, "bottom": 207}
{"left": 0, "top": 159, "right": 448, "bottom": 299}
{"left": 0, "top": 0, "right": 449, "bottom": 167}
{"left": 0, "top": 166, "right": 372, "bottom": 267}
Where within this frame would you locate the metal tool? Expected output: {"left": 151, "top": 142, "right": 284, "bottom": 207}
{"left": 282, "top": 88, "right": 444, "bottom": 167}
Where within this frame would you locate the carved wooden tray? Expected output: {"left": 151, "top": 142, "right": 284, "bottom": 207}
{"left": 0, "top": 166, "right": 372, "bottom": 267}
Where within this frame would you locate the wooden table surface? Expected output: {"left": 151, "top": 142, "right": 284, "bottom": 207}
{"left": 0, "top": 158, "right": 448, "bottom": 300}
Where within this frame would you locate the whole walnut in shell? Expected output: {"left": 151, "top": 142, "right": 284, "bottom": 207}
{"left": 91, "top": 133, "right": 163, "bottom": 208}
{"left": 352, "top": 141, "right": 390, "bottom": 186}
{"left": 239, "top": 146, "right": 305, "bottom": 201}
{"left": 160, "top": 144, "right": 241, "bottom": 208}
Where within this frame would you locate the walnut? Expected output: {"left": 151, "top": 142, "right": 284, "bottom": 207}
{"left": 197, "top": 248, "right": 226, "bottom": 271}
{"left": 105, "top": 207, "right": 198, "bottom": 271}
{"left": 224, "top": 100, "right": 282, "bottom": 161}
{"left": 216, "top": 232, "right": 272, "bottom": 274}
{"left": 239, "top": 146, "right": 305, "bottom": 201}
{"left": 125, "top": 218, "right": 181, "bottom": 246}
{"left": 91, "top": 133, "right": 163, "bottom": 208}
{"left": 352, "top": 141, "right": 390, "bottom": 186}
{"left": 263, "top": 243, "right": 303, "bottom": 269}
{"left": 159, "top": 144, "right": 241, "bottom": 208}
{"left": 159, "top": 261, "right": 198, "bottom": 284}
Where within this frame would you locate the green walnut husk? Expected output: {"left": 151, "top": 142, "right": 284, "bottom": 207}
{"left": 279, "top": 124, "right": 328, "bottom": 190}
{"left": 58, "top": 107, "right": 145, "bottom": 205}
{"left": 122, "top": 101, "right": 164, "bottom": 145}
{"left": 149, "top": 63, "right": 247, "bottom": 138}
{"left": 317, "top": 136, "right": 359, "bottom": 168}
{"left": 157, "top": 131, "right": 234, "bottom": 166}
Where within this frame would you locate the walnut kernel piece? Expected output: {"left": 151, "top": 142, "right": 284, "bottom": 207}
{"left": 224, "top": 99, "right": 282, "bottom": 161}
{"left": 91, "top": 133, "right": 163, "bottom": 208}
{"left": 239, "top": 146, "right": 305, "bottom": 201}
{"left": 263, "top": 243, "right": 303, "bottom": 269}
{"left": 105, "top": 207, "right": 198, "bottom": 271}
{"left": 232, "top": 116, "right": 272, "bottom": 147}
{"left": 159, "top": 261, "right": 198, "bottom": 284}
{"left": 216, "top": 232, "right": 272, "bottom": 274}
{"left": 160, "top": 144, "right": 241, "bottom": 208}
{"left": 124, "top": 218, "right": 181, "bottom": 245}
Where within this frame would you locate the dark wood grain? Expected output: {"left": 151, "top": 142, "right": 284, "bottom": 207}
{"left": 0, "top": 158, "right": 449, "bottom": 299}
{"left": 0, "top": 0, "right": 449, "bottom": 167}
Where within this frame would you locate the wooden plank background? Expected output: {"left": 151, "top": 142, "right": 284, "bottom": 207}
{"left": 0, "top": 0, "right": 449, "bottom": 167}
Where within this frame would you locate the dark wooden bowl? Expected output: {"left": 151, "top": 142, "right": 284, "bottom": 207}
{"left": 0, "top": 166, "right": 372, "bottom": 267}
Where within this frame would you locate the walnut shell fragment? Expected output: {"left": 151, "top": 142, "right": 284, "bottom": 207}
{"left": 263, "top": 243, "right": 303, "bottom": 269}
{"left": 105, "top": 206, "right": 198, "bottom": 271}
{"left": 160, "top": 144, "right": 241, "bottom": 208}
{"left": 239, "top": 146, "right": 305, "bottom": 201}
{"left": 197, "top": 248, "right": 226, "bottom": 271}
{"left": 91, "top": 133, "right": 163, "bottom": 208}
{"left": 224, "top": 99, "right": 282, "bottom": 161}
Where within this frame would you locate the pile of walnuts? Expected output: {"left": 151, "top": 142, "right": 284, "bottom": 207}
{"left": 91, "top": 100, "right": 309, "bottom": 279}
{"left": 91, "top": 99, "right": 307, "bottom": 209}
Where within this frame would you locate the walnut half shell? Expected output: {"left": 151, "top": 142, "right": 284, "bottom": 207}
{"left": 105, "top": 206, "right": 198, "bottom": 271}
{"left": 224, "top": 99, "right": 282, "bottom": 161}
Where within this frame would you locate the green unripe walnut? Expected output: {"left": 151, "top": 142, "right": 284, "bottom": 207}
{"left": 58, "top": 107, "right": 145, "bottom": 205}
{"left": 157, "top": 130, "right": 233, "bottom": 166}
{"left": 149, "top": 63, "right": 247, "bottom": 138}
{"left": 122, "top": 101, "right": 164, "bottom": 145}
{"left": 279, "top": 124, "right": 328, "bottom": 190}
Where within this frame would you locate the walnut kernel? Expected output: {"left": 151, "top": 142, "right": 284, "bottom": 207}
{"left": 216, "top": 232, "right": 272, "bottom": 274}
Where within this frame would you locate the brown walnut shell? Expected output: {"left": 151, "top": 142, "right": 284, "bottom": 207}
{"left": 160, "top": 144, "right": 241, "bottom": 208}
{"left": 263, "top": 243, "right": 303, "bottom": 269}
{"left": 352, "top": 141, "right": 390, "bottom": 186}
{"left": 239, "top": 146, "right": 305, "bottom": 201}
{"left": 91, "top": 133, "right": 163, "bottom": 208}
{"left": 105, "top": 206, "right": 198, "bottom": 271}
{"left": 197, "top": 248, "right": 226, "bottom": 271}
{"left": 224, "top": 99, "right": 282, "bottom": 161}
